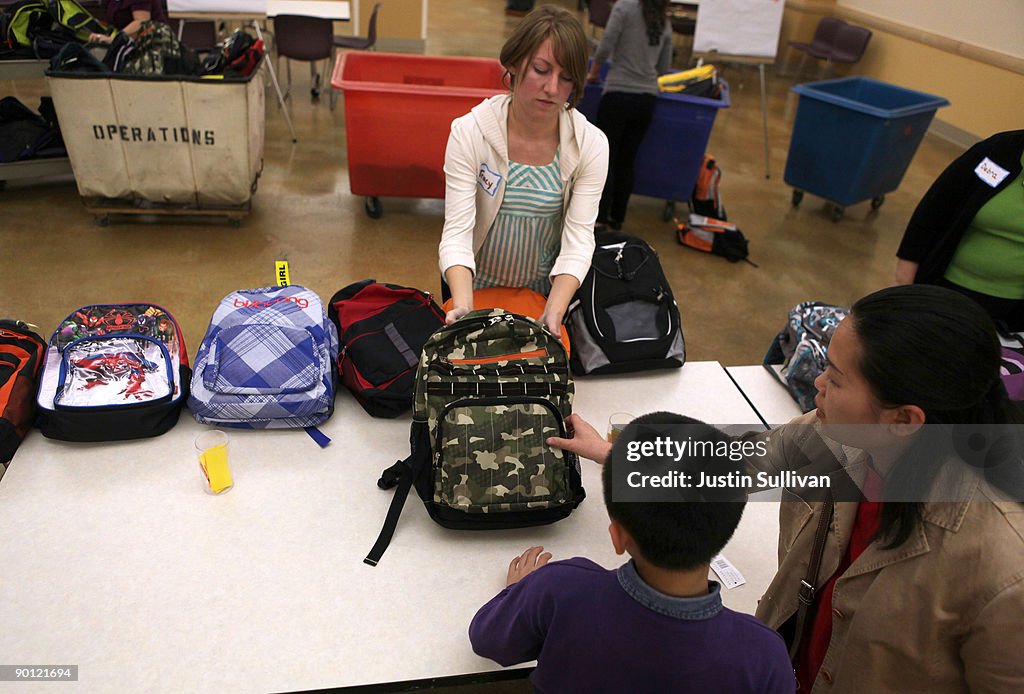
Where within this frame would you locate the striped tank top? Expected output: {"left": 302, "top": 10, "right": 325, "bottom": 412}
{"left": 475, "top": 151, "right": 563, "bottom": 295}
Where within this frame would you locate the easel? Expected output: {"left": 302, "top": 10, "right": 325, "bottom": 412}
{"left": 692, "top": 51, "right": 772, "bottom": 179}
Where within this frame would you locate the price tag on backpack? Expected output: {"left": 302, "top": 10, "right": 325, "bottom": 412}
{"left": 710, "top": 553, "right": 746, "bottom": 589}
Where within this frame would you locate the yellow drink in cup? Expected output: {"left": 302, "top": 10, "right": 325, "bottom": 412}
{"left": 607, "top": 412, "right": 634, "bottom": 444}
{"left": 195, "top": 430, "right": 233, "bottom": 494}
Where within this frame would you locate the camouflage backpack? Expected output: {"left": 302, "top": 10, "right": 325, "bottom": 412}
{"left": 365, "top": 309, "right": 585, "bottom": 566}
{"left": 120, "top": 20, "right": 197, "bottom": 76}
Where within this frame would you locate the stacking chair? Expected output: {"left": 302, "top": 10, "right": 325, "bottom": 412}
{"left": 785, "top": 16, "right": 846, "bottom": 79}
{"left": 334, "top": 2, "right": 380, "bottom": 52}
{"left": 586, "top": 0, "right": 613, "bottom": 37}
{"left": 830, "top": 24, "right": 872, "bottom": 67}
{"left": 273, "top": 14, "right": 336, "bottom": 109}
{"left": 173, "top": 19, "right": 219, "bottom": 55}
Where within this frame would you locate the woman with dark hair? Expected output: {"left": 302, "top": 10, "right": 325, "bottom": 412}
{"left": 549, "top": 284, "right": 1024, "bottom": 692}
{"left": 439, "top": 5, "right": 609, "bottom": 337}
{"left": 587, "top": 0, "right": 673, "bottom": 231}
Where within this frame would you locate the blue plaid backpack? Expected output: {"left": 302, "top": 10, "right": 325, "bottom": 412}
{"left": 188, "top": 285, "right": 338, "bottom": 428}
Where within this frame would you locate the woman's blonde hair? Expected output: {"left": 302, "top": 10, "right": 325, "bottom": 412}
{"left": 499, "top": 5, "right": 589, "bottom": 106}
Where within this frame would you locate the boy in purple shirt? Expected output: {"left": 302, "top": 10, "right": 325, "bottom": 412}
{"left": 469, "top": 413, "right": 794, "bottom": 693}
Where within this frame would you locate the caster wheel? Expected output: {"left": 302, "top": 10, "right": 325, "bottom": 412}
{"left": 662, "top": 201, "right": 675, "bottom": 222}
{"left": 365, "top": 196, "right": 383, "bottom": 219}
{"left": 870, "top": 195, "right": 885, "bottom": 210}
{"left": 830, "top": 205, "right": 844, "bottom": 223}
{"left": 228, "top": 218, "right": 241, "bottom": 228}
{"left": 96, "top": 215, "right": 109, "bottom": 226}
{"left": 791, "top": 190, "right": 803, "bottom": 207}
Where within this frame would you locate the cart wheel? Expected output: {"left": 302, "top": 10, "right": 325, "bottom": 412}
{"left": 870, "top": 195, "right": 885, "bottom": 210}
{"left": 365, "top": 196, "right": 383, "bottom": 219}
{"left": 96, "top": 215, "right": 110, "bottom": 227}
{"left": 0, "top": 180, "right": 6, "bottom": 191}
{"left": 791, "top": 190, "right": 804, "bottom": 207}
{"left": 830, "top": 205, "right": 844, "bottom": 223}
{"left": 662, "top": 201, "right": 675, "bottom": 222}
{"left": 228, "top": 218, "right": 241, "bottom": 228}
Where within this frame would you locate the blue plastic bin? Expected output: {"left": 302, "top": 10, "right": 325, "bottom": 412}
{"left": 578, "top": 73, "right": 729, "bottom": 217}
{"left": 785, "top": 76, "right": 949, "bottom": 220}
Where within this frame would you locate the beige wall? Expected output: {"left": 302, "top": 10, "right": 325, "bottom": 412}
{"left": 349, "top": 0, "right": 425, "bottom": 47}
{"left": 783, "top": 0, "right": 1024, "bottom": 141}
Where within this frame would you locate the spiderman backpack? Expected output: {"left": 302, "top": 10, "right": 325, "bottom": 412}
{"left": 35, "top": 303, "right": 191, "bottom": 442}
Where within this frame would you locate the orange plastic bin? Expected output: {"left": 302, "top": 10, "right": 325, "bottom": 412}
{"left": 331, "top": 52, "right": 505, "bottom": 218}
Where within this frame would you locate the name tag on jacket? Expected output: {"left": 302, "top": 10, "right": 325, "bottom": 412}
{"left": 478, "top": 163, "right": 502, "bottom": 197}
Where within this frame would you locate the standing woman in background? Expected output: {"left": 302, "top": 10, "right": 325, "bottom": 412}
{"left": 588, "top": 0, "right": 673, "bottom": 231}
{"left": 89, "top": 0, "right": 169, "bottom": 42}
{"left": 438, "top": 5, "right": 609, "bottom": 337}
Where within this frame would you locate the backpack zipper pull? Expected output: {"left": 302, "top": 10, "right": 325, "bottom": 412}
{"left": 653, "top": 286, "right": 665, "bottom": 302}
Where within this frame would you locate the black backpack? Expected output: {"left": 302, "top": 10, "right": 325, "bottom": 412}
{"left": 566, "top": 231, "right": 686, "bottom": 375}
{"left": 0, "top": 96, "right": 62, "bottom": 163}
{"left": 327, "top": 280, "right": 445, "bottom": 419}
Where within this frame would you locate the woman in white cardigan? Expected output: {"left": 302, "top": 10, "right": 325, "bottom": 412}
{"left": 438, "top": 5, "right": 609, "bottom": 337}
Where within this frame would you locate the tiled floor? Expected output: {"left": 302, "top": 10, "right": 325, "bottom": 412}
{"left": 0, "top": 1, "right": 966, "bottom": 690}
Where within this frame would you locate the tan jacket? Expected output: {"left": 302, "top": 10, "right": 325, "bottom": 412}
{"left": 752, "top": 414, "right": 1024, "bottom": 693}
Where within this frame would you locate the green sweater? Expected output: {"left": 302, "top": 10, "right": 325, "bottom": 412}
{"left": 945, "top": 152, "right": 1024, "bottom": 299}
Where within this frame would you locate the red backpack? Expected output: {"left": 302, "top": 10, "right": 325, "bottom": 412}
{"left": 328, "top": 280, "right": 445, "bottom": 418}
{"left": 1, "top": 319, "right": 46, "bottom": 466}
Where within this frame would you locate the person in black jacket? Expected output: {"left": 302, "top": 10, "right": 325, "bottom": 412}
{"left": 895, "top": 129, "right": 1024, "bottom": 330}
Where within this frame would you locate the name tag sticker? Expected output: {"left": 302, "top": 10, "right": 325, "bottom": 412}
{"left": 710, "top": 553, "right": 746, "bottom": 590}
{"left": 975, "top": 157, "right": 1010, "bottom": 187}
{"left": 478, "top": 163, "right": 502, "bottom": 197}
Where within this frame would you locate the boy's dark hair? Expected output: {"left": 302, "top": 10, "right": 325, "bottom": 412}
{"left": 602, "top": 412, "right": 746, "bottom": 571}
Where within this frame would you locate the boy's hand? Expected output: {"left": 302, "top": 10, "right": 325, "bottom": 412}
{"left": 507, "top": 546, "right": 552, "bottom": 586}
{"left": 547, "top": 414, "right": 612, "bottom": 464}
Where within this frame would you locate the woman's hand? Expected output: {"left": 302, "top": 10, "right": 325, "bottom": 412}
{"left": 89, "top": 32, "right": 113, "bottom": 44}
{"left": 506, "top": 546, "right": 552, "bottom": 586}
{"left": 548, "top": 414, "right": 612, "bottom": 464}
{"left": 894, "top": 258, "right": 919, "bottom": 286}
{"left": 445, "top": 305, "right": 470, "bottom": 325}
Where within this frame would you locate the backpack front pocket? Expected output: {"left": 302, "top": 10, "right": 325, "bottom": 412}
{"left": 434, "top": 397, "right": 571, "bottom": 513}
{"left": 204, "top": 324, "right": 320, "bottom": 395}
{"left": 55, "top": 335, "right": 172, "bottom": 409}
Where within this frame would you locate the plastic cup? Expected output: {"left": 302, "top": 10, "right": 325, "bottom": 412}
{"left": 195, "top": 430, "right": 233, "bottom": 495}
{"left": 607, "top": 412, "right": 634, "bottom": 444}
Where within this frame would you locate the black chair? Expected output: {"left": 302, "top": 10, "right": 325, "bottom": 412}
{"left": 173, "top": 19, "right": 219, "bottom": 55}
{"left": 273, "top": 14, "right": 336, "bottom": 108}
{"left": 587, "top": 0, "right": 613, "bottom": 37}
{"left": 334, "top": 2, "right": 380, "bottom": 52}
{"left": 785, "top": 16, "right": 845, "bottom": 79}
{"left": 829, "top": 24, "right": 872, "bottom": 67}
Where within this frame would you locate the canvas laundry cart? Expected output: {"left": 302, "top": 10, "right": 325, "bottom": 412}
{"left": 331, "top": 51, "right": 505, "bottom": 218}
{"left": 47, "top": 66, "right": 264, "bottom": 225}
